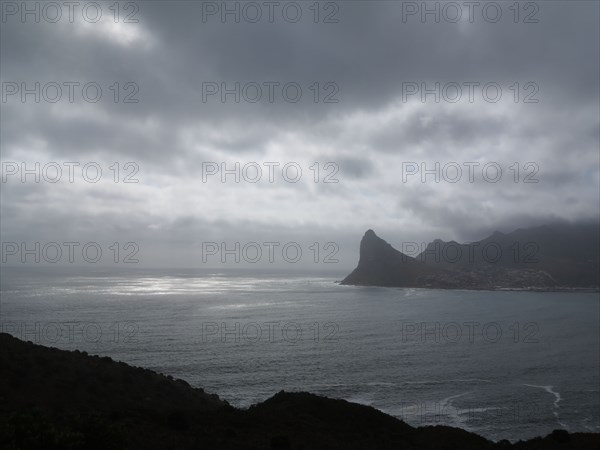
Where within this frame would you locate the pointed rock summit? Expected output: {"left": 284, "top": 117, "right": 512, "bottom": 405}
{"left": 341, "top": 230, "right": 443, "bottom": 287}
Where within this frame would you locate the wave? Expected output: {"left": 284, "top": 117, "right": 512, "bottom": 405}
{"left": 523, "top": 384, "right": 567, "bottom": 428}
{"left": 523, "top": 384, "right": 562, "bottom": 409}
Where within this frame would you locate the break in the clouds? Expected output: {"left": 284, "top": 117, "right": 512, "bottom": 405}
{"left": 0, "top": 1, "right": 598, "bottom": 270}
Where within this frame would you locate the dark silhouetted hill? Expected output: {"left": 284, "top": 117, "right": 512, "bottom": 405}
{"left": 1, "top": 333, "right": 599, "bottom": 449}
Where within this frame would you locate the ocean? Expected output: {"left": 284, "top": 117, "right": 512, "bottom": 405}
{"left": 1, "top": 267, "right": 598, "bottom": 442}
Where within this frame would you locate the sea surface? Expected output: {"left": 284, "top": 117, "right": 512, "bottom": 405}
{"left": 1, "top": 267, "right": 598, "bottom": 442}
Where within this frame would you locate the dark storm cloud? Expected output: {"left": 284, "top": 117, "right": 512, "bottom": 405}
{"left": 1, "top": 1, "right": 598, "bottom": 269}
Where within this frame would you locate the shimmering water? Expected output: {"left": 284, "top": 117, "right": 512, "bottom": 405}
{"left": 1, "top": 267, "right": 598, "bottom": 442}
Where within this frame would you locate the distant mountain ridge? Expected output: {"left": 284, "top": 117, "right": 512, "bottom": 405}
{"left": 341, "top": 223, "right": 599, "bottom": 290}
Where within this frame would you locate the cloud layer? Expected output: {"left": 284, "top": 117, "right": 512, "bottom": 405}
{"left": 1, "top": 1, "right": 598, "bottom": 270}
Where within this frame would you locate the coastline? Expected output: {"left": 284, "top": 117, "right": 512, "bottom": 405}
{"left": 336, "top": 281, "right": 600, "bottom": 293}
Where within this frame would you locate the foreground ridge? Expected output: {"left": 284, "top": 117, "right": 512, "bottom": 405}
{"left": 1, "top": 333, "right": 598, "bottom": 449}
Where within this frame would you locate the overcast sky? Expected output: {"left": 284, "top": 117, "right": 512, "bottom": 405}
{"left": 1, "top": 1, "right": 598, "bottom": 271}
